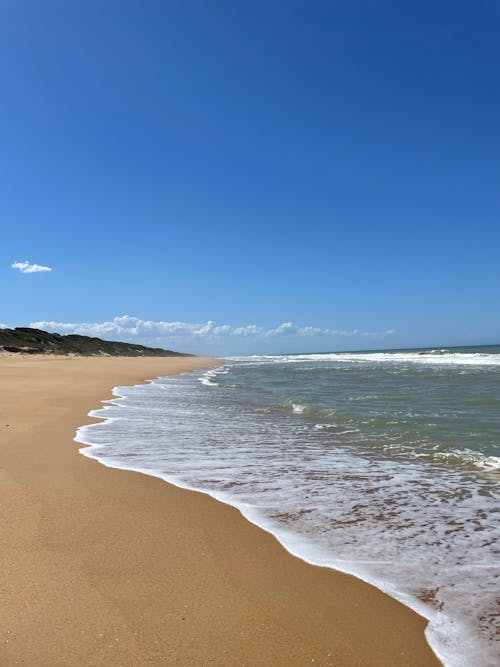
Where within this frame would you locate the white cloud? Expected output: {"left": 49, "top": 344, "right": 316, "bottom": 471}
{"left": 233, "top": 324, "right": 263, "bottom": 336}
{"left": 30, "top": 315, "right": 396, "bottom": 346}
{"left": 12, "top": 260, "right": 52, "bottom": 274}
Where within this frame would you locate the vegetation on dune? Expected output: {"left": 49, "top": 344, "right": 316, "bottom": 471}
{"left": 0, "top": 327, "right": 190, "bottom": 357}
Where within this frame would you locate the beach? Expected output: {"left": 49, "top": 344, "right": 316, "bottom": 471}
{"left": 0, "top": 354, "right": 440, "bottom": 666}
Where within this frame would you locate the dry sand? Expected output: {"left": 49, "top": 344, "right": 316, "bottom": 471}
{"left": 0, "top": 354, "right": 441, "bottom": 666}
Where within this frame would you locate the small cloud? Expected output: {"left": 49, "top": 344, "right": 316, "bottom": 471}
{"left": 12, "top": 260, "right": 52, "bottom": 274}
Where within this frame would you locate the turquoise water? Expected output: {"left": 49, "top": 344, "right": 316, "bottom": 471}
{"left": 76, "top": 345, "right": 500, "bottom": 667}
{"left": 224, "top": 346, "right": 500, "bottom": 472}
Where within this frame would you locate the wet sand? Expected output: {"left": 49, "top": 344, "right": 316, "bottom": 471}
{"left": 0, "top": 354, "right": 441, "bottom": 666}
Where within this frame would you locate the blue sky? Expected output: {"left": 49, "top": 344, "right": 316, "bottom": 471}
{"left": 2, "top": 0, "right": 499, "bottom": 354}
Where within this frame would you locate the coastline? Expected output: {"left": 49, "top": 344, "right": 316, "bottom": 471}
{"left": 0, "top": 354, "right": 440, "bottom": 666}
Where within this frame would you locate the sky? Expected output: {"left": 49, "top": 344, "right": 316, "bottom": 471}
{"left": 2, "top": 0, "right": 499, "bottom": 355}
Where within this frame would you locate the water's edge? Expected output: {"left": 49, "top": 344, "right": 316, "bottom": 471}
{"left": 74, "top": 371, "right": 445, "bottom": 667}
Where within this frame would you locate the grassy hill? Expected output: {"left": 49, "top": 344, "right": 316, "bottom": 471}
{"left": 0, "top": 327, "right": 190, "bottom": 357}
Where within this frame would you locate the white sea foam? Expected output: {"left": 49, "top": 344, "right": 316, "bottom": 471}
{"left": 421, "top": 449, "right": 500, "bottom": 472}
{"left": 199, "top": 365, "right": 229, "bottom": 386}
{"left": 228, "top": 350, "right": 500, "bottom": 366}
{"left": 75, "top": 365, "right": 500, "bottom": 667}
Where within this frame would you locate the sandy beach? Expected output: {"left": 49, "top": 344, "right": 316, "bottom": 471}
{"left": 0, "top": 354, "right": 440, "bottom": 666}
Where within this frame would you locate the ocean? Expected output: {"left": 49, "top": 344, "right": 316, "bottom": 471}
{"left": 76, "top": 345, "right": 500, "bottom": 667}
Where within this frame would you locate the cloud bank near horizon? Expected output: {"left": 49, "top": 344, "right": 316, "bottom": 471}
{"left": 12, "top": 260, "right": 52, "bottom": 274}
{"left": 30, "top": 315, "right": 396, "bottom": 351}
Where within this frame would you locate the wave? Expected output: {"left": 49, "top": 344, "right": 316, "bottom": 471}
{"left": 415, "top": 448, "right": 500, "bottom": 472}
{"left": 277, "top": 402, "right": 500, "bottom": 473}
{"left": 199, "top": 365, "right": 230, "bottom": 387}
{"left": 228, "top": 350, "right": 500, "bottom": 367}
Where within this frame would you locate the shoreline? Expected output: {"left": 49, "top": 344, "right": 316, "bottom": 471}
{"left": 77, "top": 377, "right": 441, "bottom": 659}
{"left": 0, "top": 354, "right": 441, "bottom": 666}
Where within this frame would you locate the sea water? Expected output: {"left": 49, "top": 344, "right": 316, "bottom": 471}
{"left": 76, "top": 346, "right": 500, "bottom": 666}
